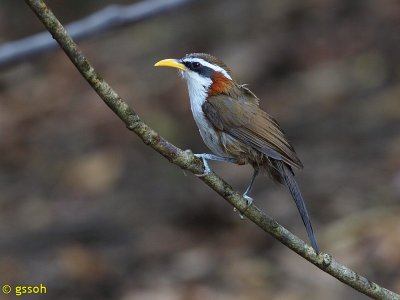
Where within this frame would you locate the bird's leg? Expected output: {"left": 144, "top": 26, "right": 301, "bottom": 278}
{"left": 194, "top": 153, "right": 238, "bottom": 176}
{"left": 243, "top": 168, "right": 259, "bottom": 206}
{"left": 234, "top": 169, "right": 259, "bottom": 219}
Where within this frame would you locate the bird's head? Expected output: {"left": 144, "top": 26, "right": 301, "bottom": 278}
{"left": 155, "top": 53, "right": 235, "bottom": 97}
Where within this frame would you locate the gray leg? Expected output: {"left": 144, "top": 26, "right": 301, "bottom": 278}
{"left": 234, "top": 169, "right": 259, "bottom": 219}
{"left": 194, "top": 153, "right": 238, "bottom": 175}
{"left": 243, "top": 169, "right": 259, "bottom": 205}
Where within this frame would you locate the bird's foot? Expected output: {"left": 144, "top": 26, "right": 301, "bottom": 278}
{"left": 243, "top": 193, "right": 254, "bottom": 206}
{"left": 194, "top": 154, "right": 212, "bottom": 176}
{"left": 193, "top": 153, "right": 238, "bottom": 176}
{"left": 233, "top": 193, "right": 254, "bottom": 220}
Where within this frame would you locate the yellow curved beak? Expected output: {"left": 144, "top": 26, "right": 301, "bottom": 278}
{"left": 154, "top": 59, "right": 186, "bottom": 71}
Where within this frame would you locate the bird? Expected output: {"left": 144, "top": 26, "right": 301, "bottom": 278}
{"left": 154, "top": 53, "right": 319, "bottom": 253}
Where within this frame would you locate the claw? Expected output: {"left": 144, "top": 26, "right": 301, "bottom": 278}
{"left": 243, "top": 194, "right": 254, "bottom": 206}
{"left": 233, "top": 207, "right": 245, "bottom": 220}
{"left": 233, "top": 194, "right": 254, "bottom": 220}
{"left": 194, "top": 154, "right": 212, "bottom": 176}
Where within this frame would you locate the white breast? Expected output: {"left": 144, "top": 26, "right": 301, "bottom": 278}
{"left": 183, "top": 71, "right": 228, "bottom": 157}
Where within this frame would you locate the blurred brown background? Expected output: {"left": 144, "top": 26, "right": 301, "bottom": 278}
{"left": 1, "top": 0, "right": 400, "bottom": 299}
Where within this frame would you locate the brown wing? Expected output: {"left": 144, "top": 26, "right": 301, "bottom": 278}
{"left": 202, "top": 95, "right": 303, "bottom": 169}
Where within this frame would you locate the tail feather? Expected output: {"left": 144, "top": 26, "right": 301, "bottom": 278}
{"left": 275, "top": 161, "right": 319, "bottom": 253}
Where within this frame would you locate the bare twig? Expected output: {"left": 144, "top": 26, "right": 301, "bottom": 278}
{"left": 0, "top": 0, "right": 195, "bottom": 67}
{"left": 23, "top": 0, "right": 400, "bottom": 299}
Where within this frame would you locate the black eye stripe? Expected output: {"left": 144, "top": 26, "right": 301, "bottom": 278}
{"left": 183, "top": 61, "right": 202, "bottom": 70}
{"left": 182, "top": 60, "right": 214, "bottom": 78}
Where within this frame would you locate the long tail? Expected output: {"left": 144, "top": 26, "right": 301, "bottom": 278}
{"left": 275, "top": 161, "right": 319, "bottom": 253}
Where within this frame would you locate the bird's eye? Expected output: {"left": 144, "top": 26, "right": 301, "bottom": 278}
{"left": 192, "top": 62, "right": 201, "bottom": 69}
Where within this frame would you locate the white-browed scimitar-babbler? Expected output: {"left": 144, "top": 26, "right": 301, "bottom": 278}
{"left": 155, "top": 53, "right": 319, "bottom": 253}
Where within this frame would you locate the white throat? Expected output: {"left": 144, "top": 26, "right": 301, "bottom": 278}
{"left": 181, "top": 70, "right": 212, "bottom": 121}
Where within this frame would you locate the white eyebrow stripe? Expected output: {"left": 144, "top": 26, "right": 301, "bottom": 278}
{"left": 183, "top": 57, "right": 232, "bottom": 80}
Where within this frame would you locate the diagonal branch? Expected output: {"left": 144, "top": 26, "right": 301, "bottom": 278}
{"left": 24, "top": 0, "right": 400, "bottom": 299}
{"left": 0, "top": 0, "right": 195, "bottom": 67}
